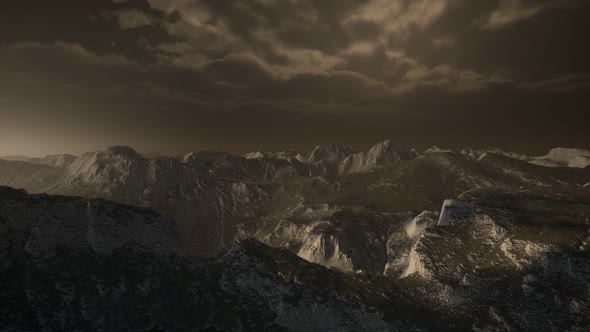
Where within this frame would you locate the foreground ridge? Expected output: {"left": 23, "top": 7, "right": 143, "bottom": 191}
{"left": 1, "top": 176, "right": 589, "bottom": 330}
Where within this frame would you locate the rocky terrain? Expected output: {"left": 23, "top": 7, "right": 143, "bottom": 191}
{"left": 1, "top": 143, "right": 589, "bottom": 330}
{"left": 0, "top": 186, "right": 407, "bottom": 330}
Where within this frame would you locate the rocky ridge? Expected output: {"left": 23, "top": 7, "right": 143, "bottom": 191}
{"left": 1, "top": 185, "right": 589, "bottom": 330}
{"left": 0, "top": 143, "right": 589, "bottom": 264}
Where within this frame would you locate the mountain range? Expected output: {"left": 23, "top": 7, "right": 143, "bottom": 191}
{"left": 1, "top": 142, "right": 589, "bottom": 330}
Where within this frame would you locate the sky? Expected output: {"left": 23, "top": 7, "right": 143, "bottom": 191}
{"left": 1, "top": 0, "right": 589, "bottom": 157}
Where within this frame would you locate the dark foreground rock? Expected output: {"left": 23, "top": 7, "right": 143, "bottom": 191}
{"left": 1, "top": 186, "right": 589, "bottom": 331}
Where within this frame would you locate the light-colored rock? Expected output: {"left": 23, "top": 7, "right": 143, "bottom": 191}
{"left": 568, "top": 155, "right": 590, "bottom": 168}
{"left": 308, "top": 143, "right": 358, "bottom": 163}
{"left": 339, "top": 140, "right": 418, "bottom": 174}
{"left": 296, "top": 223, "right": 354, "bottom": 272}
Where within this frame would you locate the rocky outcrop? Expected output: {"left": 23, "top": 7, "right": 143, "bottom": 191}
{"left": 296, "top": 223, "right": 355, "bottom": 272}
{"left": 1, "top": 137, "right": 589, "bottom": 331}
{"left": 244, "top": 150, "right": 305, "bottom": 162}
{"left": 531, "top": 147, "right": 590, "bottom": 167}
{"left": 384, "top": 211, "right": 437, "bottom": 278}
{"left": 424, "top": 146, "right": 452, "bottom": 154}
{"left": 544, "top": 147, "right": 590, "bottom": 164}
{"left": 0, "top": 189, "right": 412, "bottom": 331}
{"left": 339, "top": 140, "right": 418, "bottom": 174}
{"left": 308, "top": 143, "right": 358, "bottom": 163}
{"left": 1, "top": 142, "right": 589, "bottom": 261}
{"left": 569, "top": 155, "right": 590, "bottom": 168}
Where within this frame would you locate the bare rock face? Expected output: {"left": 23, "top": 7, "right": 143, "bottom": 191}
{"left": 531, "top": 147, "right": 590, "bottom": 167}
{"left": 569, "top": 155, "right": 590, "bottom": 168}
{"left": 0, "top": 140, "right": 589, "bottom": 330}
{"left": 424, "top": 146, "right": 452, "bottom": 154}
{"left": 308, "top": 143, "right": 358, "bottom": 163}
{"left": 2, "top": 185, "right": 589, "bottom": 331}
{"left": 384, "top": 211, "right": 438, "bottom": 278}
{"left": 103, "top": 145, "right": 144, "bottom": 160}
{"left": 0, "top": 141, "right": 589, "bottom": 265}
{"left": 400, "top": 189, "right": 590, "bottom": 330}
{"left": 339, "top": 140, "right": 419, "bottom": 174}
{"left": 545, "top": 147, "right": 590, "bottom": 164}
{"left": 296, "top": 223, "right": 355, "bottom": 272}
{"left": 244, "top": 149, "right": 305, "bottom": 162}
{"left": 0, "top": 187, "right": 415, "bottom": 331}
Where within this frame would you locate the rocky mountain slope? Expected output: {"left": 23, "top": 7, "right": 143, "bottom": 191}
{"left": 1, "top": 185, "right": 588, "bottom": 331}
{"left": 0, "top": 143, "right": 588, "bottom": 264}
{"left": 0, "top": 187, "right": 405, "bottom": 331}
{"left": 0, "top": 153, "right": 76, "bottom": 166}
{"left": 1, "top": 141, "right": 589, "bottom": 330}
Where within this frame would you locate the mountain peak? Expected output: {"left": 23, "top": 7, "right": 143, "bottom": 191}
{"left": 424, "top": 146, "right": 452, "bottom": 154}
{"left": 103, "top": 146, "right": 143, "bottom": 159}
{"left": 308, "top": 143, "right": 358, "bottom": 163}
{"left": 244, "top": 150, "right": 305, "bottom": 162}
{"left": 182, "top": 152, "right": 200, "bottom": 163}
{"left": 366, "top": 140, "right": 418, "bottom": 163}
{"left": 545, "top": 147, "right": 590, "bottom": 163}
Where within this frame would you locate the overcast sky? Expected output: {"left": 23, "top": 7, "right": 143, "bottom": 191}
{"left": 1, "top": 0, "right": 589, "bottom": 156}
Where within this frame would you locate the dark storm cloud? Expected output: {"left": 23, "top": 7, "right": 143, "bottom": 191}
{"left": 106, "top": 8, "right": 158, "bottom": 30}
{"left": 149, "top": 0, "right": 373, "bottom": 57}
{"left": 397, "top": 0, "right": 590, "bottom": 81}
{"left": 139, "top": 0, "right": 590, "bottom": 94}
{"left": 480, "top": 0, "right": 581, "bottom": 29}
{"left": 0, "top": 0, "right": 589, "bottom": 156}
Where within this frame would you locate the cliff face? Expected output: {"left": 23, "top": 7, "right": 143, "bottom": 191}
{"left": 436, "top": 199, "right": 472, "bottom": 226}
{"left": 339, "top": 140, "right": 419, "bottom": 174}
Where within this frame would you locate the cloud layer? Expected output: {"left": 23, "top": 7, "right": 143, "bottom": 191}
{"left": 0, "top": 0, "right": 588, "bottom": 156}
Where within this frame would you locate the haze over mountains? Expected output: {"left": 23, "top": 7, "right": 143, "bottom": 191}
{"left": 1, "top": 141, "right": 589, "bottom": 330}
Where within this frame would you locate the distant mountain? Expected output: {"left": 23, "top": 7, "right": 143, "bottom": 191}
{"left": 0, "top": 153, "right": 76, "bottom": 167}
{"left": 533, "top": 147, "right": 590, "bottom": 168}
{"left": 244, "top": 149, "right": 306, "bottom": 162}
{"left": 308, "top": 143, "right": 358, "bottom": 163}
{"left": 0, "top": 155, "right": 30, "bottom": 162}
{"left": 424, "top": 146, "right": 590, "bottom": 169}
{"left": 140, "top": 151, "right": 169, "bottom": 159}
{"left": 339, "top": 140, "right": 418, "bottom": 174}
